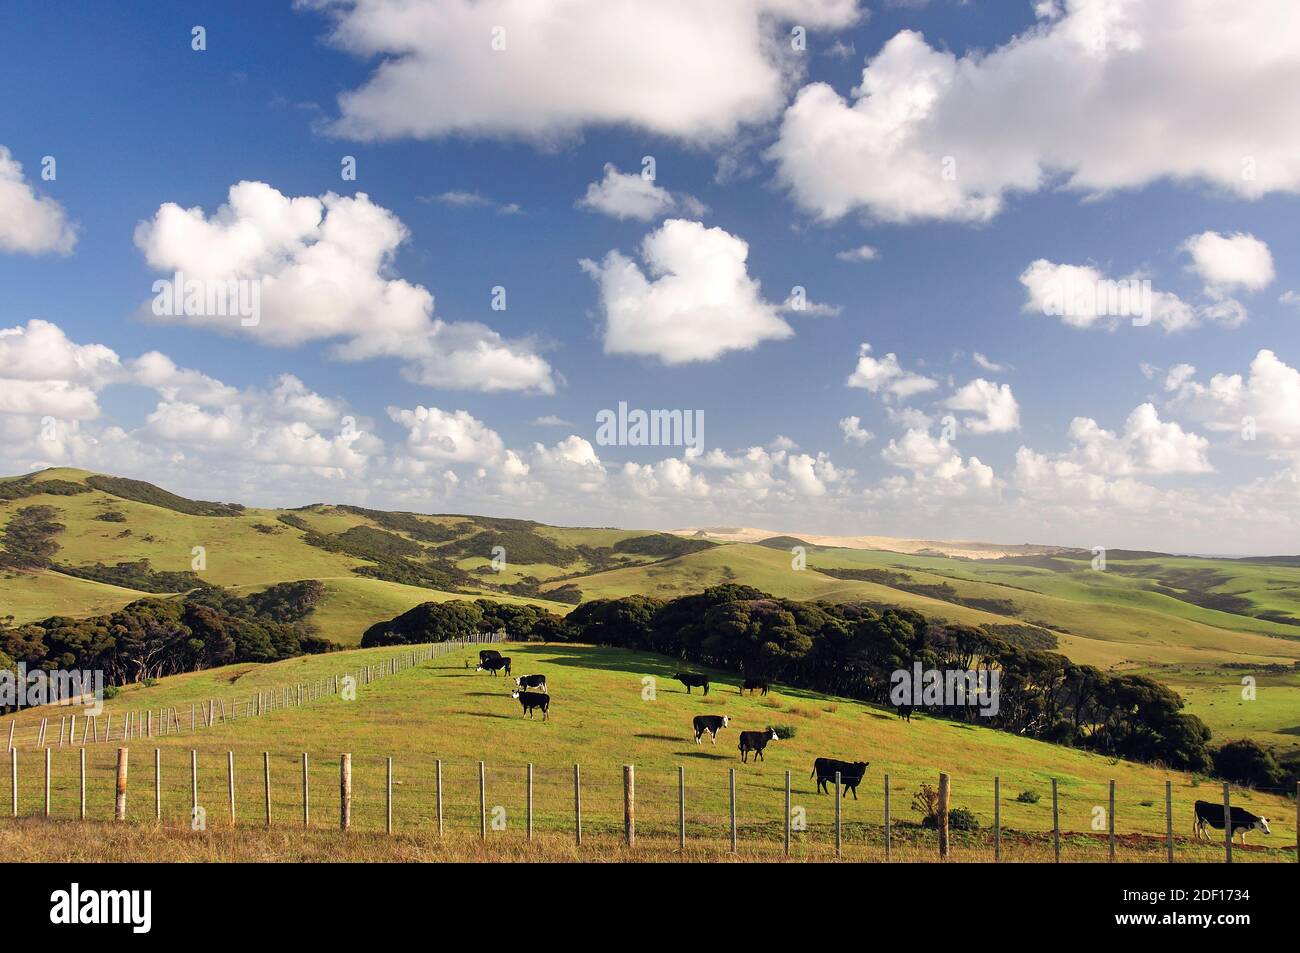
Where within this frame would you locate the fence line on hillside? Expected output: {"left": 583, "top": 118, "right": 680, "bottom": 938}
{"left": 1, "top": 632, "right": 507, "bottom": 752}
{"left": 5, "top": 741, "right": 1297, "bottom": 863}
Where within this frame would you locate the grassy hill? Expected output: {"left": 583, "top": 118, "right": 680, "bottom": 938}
{"left": 4, "top": 467, "right": 1299, "bottom": 760}
{"left": 0, "top": 642, "right": 1292, "bottom": 862}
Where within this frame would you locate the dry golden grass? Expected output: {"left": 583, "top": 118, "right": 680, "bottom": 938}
{"left": 0, "top": 816, "right": 1287, "bottom": 863}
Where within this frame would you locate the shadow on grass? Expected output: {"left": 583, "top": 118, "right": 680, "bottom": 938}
{"left": 452, "top": 711, "right": 513, "bottom": 720}
{"left": 634, "top": 733, "right": 684, "bottom": 742}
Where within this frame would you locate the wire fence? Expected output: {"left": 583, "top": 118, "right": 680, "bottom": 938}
{"left": 6, "top": 743, "right": 1296, "bottom": 862}
{"left": 2, "top": 634, "right": 504, "bottom": 751}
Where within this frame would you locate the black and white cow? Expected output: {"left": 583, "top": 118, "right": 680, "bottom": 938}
{"left": 479, "top": 649, "right": 502, "bottom": 664}
{"left": 515, "top": 674, "right": 547, "bottom": 692}
{"left": 476, "top": 656, "right": 512, "bottom": 676}
{"left": 674, "top": 672, "right": 710, "bottom": 695}
{"left": 810, "top": 758, "right": 870, "bottom": 798}
{"left": 741, "top": 678, "right": 769, "bottom": 696}
{"left": 1193, "top": 800, "right": 1271, "bottom": 844}
{"left": 738, "top": 728, "right": 779, "bottom": 763}
{"left": 693, "top": 714, "right": 729, "bottom": 745}
{"left": 511, "top": 689, "right": 549, "bottom": 720}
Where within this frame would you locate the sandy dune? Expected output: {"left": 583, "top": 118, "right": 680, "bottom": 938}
{"left": 669, "top": 526, "right": 1080, "bottom": 561}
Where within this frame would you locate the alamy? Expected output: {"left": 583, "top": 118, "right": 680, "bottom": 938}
{"left": 595, "top": 401, "right": 703, "bottom": 452}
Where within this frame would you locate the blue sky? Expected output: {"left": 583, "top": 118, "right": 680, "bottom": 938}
{"left": 1, "top": 0, "right": 1298, "bottom": 553}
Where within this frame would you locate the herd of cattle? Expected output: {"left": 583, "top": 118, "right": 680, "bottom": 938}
{"left": 471, "top": 654, "right": 858, "bottom": 788}
{"left": 470, "top": 653, "right": 1278, "bottom": 835}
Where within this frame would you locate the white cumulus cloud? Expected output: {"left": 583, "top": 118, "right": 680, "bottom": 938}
{"left": 769, "top": 0, "right": 1300, "bottom": 225}
{"left": 581, "top": 219, "right": 793, "bottom": 364}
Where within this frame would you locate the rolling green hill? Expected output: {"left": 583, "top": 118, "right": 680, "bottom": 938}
{"left": 3, "top": 467, "right": 1298, "bottom": 760}
{"left": 0, "top": 642, "right": 1291, "bottom": 861}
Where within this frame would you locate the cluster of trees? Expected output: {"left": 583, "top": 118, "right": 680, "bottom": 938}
{"left": 0, "top": 505, "right": 64, "bottom": 569}
{"left": 361, "top": 598, "right": 569, "bottom": 646}
{"left": 363, "top": 585, "right": 1222, "bottom": 774}
{"left": 0, "top": 581, "right": 332, "bottom": 705}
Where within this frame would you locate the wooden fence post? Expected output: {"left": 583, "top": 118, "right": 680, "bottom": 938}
{"left": 623, "top": 764, "right": 635, "bottom": 848}
{"left": 436, "top": 759, "right": 444, "bottom": 837}
{"left": 227, "top": 752, "right": 236, "bottom": 826}
{"left": 43, "top": 748, "right": 50, "bottom": 817}
{"left": 938, "top": 773, "right": 950, "bottom": 860}
{"left": 1222, "top": 783, "right": 1232, "bottom": 864}
{"left": 526, "top": 763, "right": 533, "bottom": 841}
{"left": 10, "top": 748, "right": 16, "bottom": 818}
{"left": 1165, "top": 780, "right": 1174, "bottom": 863}
{"left": 677, "top": 765, "right": 684, "bottom": 852}
{"left": 79, "top": 748, "right": 86, "bottom": 820}
{"left": 1108, "top": 779, "right": 1116, "bottom": 862}
{"left": 993, "top": 776, "right": 1001, "bottom": 862}
{"left": 260, "top": 752, "right": 270, "bottom": 827}
{"left": 154, "top": 748, "right": 160, "bottom": 822}
{"left": 835, "top": 771, "right": 843, "bottom": 859}
{"left": 1052, "top": 778, "right": 1060, "bottom": 863}
{"left": 729, "top": 768, "right": 737, "bottom": 853}
{"left": 784, "top": 770, "right": 791, "bottom": 857}
{"left": 6, "top": 720, "right": 13, "bottom": 751}
{"left": 115, "top": 747, "right": 128, "bottom": 821}
{"left": 385, "top": 757, "right": 393, "bottom": 834}
{"left": 478, "top": 761, "right": 486, "bottom": 839}
{"left": 302, "top": 753, "right": 309, "bottom": 829}
{"left": 339, "top": 753, "right": 352, "bottom": 830}
{"left": 190, "top": 750, "right": 198, "bottom": 822}
{"left": 884, "top": 774, "right": 891, "bottom": 862}
{"left": 574, "top": 763, "right": 582, "bottom": 846}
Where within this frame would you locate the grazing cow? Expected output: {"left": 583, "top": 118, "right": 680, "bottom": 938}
{"left": 810, "top": 758, "right": 870, "bottom": 798}
{"left": 479, "top": 649, "right": 502, "bottom": 664}
{"left": 738, "top": 728, "right": 780, "bottom": 763}
{"left": 511, "top": 690, "right": 549, "bottom": 720}
{"left": 1193, "top": 800, "right": 1271, "bottom": 844}
{"left": 895, "top": 704, "right": 913, "bottom": 722}
{"left": 742, "top": 678, "right": 769, "bottom": 696}
{"left": 674, "top": 672, "right": 710, "bottom": 695}
{"left": 515, "top": 674, "right": 547, "bottom": 692}
{"left": 692, "top": 714, "right": 730, "bottom": 745}
{"left": 476, "top": 656, "right": 512, "bottom": 676}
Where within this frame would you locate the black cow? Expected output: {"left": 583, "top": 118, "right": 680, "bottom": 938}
{"left": 810, "top": 758, "right": 870, "bottom": 798}
{"left": 1193, "top": 800, "right": 1271, "bottom": 844}
{"left": 515, "top": 674, "right": 547, "bottom": 692}
{"left": 738, "top": 728, "right": 779, "bottom": 763}
{"left": 479, "top": 649, "right": 502, "bottom": 664}
{"left": 511, "top": 689, "right": 549, "bottom": 720}
{"left": 741, "top": 678, "right": 769, "bottom": 696}
{"left": 693, "top": 714, "right": 729, "bottom": 745}
{"left": 674, "top": 672, "right": 710, "bottom": 695}
{"left": 476, "top": 656, "right": 512, "bottom": 676}
{"left": 895, "top": 704, "right": 913, "bottom": 722}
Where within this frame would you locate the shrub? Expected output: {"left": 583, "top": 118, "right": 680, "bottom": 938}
{"left": 768, "top": 724, "right": 797, "bottom": 740}
{"left": 1016, "top": 790, "right": 1041, "bottom": 804}
{"left": 948, "top": 806, "right": 980, "bottom": 831}
{"left": 1213, "top": 738, "right": 1285, "bottom": 789}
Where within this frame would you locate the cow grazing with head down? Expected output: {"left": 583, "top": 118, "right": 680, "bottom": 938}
{"left": 515, "top": 674, "right": 547, "bottom": 692}
{"left": 476, "top": 656, "right": 511, "bottom": 676}
{"left": 741, "top": 678, "right": 769, "bottom": 696}
{"left": 511, "top": 689, "right": 549, "bottom": 720}
{"left": 693, "top": 714, "right": 729, "bottom": 745}
{"left": 810, "top": 758, "right": 870, "bottom": 798}
{"left": 674, "top": 672, "right": 710, "bottom": 695}
{"left": 738, "top": 728, "right": 779, "bottom": 763}
{"left": 895, "top": 704, "right": 913, "bottom": 722}
{"left": 1193, "top": 800, "right": 1271, "bottom": 844}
